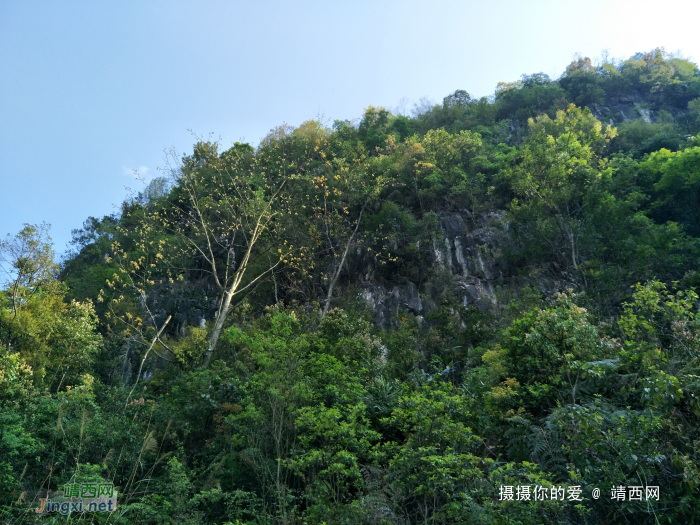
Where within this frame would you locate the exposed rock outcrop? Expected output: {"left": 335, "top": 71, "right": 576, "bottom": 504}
{"left": 358, "top": 210, "right": 512, "bottom": 327}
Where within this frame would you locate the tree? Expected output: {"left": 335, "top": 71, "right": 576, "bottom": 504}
{"left": 311, "top": 156, "right": 389, "bottom": 318}
{"left": 0, "top": 223, "right": 60, "bottom": 358}
{"left": 0, "top": 223, "right": 58, "bottom": 317}
{"left": 498, "top": 292, "right": 610, "bottom": 410}
{"left": 109, "top": 139, "right": 305, "bottom": 367}
{"left": 642, "top": 144, "right": 700, "bottom": 236}
{"left": 507, "top": 105, "right": 617, "bottom": 280}
{"left": 495, "top": 73, "right": 567, "bottom": 123}
{"left": 560, "top": 57, "right": 605, "bottom": 107}
{"left": 0, "top": 224, "right": 101, "bottom": 389}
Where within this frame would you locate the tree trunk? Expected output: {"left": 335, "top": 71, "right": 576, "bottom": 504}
{"left": 125, "top": 315, "right": 171, "bottom": 406}
{"left": 203, "top": 287, "right": 235, "bottom": 366}
{"left": 321, "top": 207, "right": 364, "bottom": 319}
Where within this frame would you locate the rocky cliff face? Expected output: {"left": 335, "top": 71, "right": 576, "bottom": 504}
{"left": 589, "top": 91, "right": 680, "bottom": 125}
{"left": 355, "top": 209, "right": 579, "bottom": 327}
{"left": 357, "top": 210, "right": 509, "bottom": 327}
{"left": 590, "top": 92, "right": 646, "bottom": 124}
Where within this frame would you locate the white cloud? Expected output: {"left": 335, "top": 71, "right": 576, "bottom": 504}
{"left": 122, "top": 166, "right": 150, "bottom": 180}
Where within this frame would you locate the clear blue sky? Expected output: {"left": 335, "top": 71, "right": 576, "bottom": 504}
{"left": 1, "top": 0, "right": 699, "bottom": 254}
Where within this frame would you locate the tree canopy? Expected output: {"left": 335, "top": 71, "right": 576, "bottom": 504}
{"left": 3, "top": 48, "right": 700, "bottom": 524}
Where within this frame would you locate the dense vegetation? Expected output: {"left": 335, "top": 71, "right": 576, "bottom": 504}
{"left": 3, "top": 48, "right": 700, "bottom": 524}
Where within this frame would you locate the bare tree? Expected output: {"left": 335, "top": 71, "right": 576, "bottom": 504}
{"left": 109, "top": 139, "right": 304, "bottom": 366}
{"left": 307, "top": 156, "right": 390, "bottom": 319}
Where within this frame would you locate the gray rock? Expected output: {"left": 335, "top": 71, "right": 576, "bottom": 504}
{"left": 359, "top": 210, "right": 511, "bottom": 325}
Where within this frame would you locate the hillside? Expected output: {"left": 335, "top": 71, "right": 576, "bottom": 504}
{"left": 2, "top": 48, "right": 700, "bottom": 524}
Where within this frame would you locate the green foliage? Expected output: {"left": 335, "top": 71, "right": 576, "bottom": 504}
{"left": 507, "top": 104, "right": 616, "bottom": 275}
{"left": 170, "top": 326, "right": 209, "bottom": 367}
{"left": 612, "top": 117, "right": 683, "bottom": 157}
{"left": 382, "top": 385, "right": 487, "bottom": 522}
{"left": 560, "top": 57, "right": 605, "bottom": 106}
{"left": 498, "top": 292, "right": 612, "bottom": 410}
{"left": 619, "top": 49, "right": 700, "bottom": 110}
{"left": 495, "top": 73, "right": 567, "bottom": 124}
{"left": 642, "top": 144, "right": 700, "bottom": 235}
{"left": 8, "top": 49, "right": 700, "bottom": 524}
{"left": 0, "top": 222, "right": 59, "bottom": 315}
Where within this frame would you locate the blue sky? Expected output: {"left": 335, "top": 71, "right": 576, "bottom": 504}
{"left": 1, "top": 0, "right": 699, "bottom": 254}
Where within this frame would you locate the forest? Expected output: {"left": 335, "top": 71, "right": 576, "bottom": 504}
{"left": 2, "top": 48, "right": 700, "bottom": 524}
